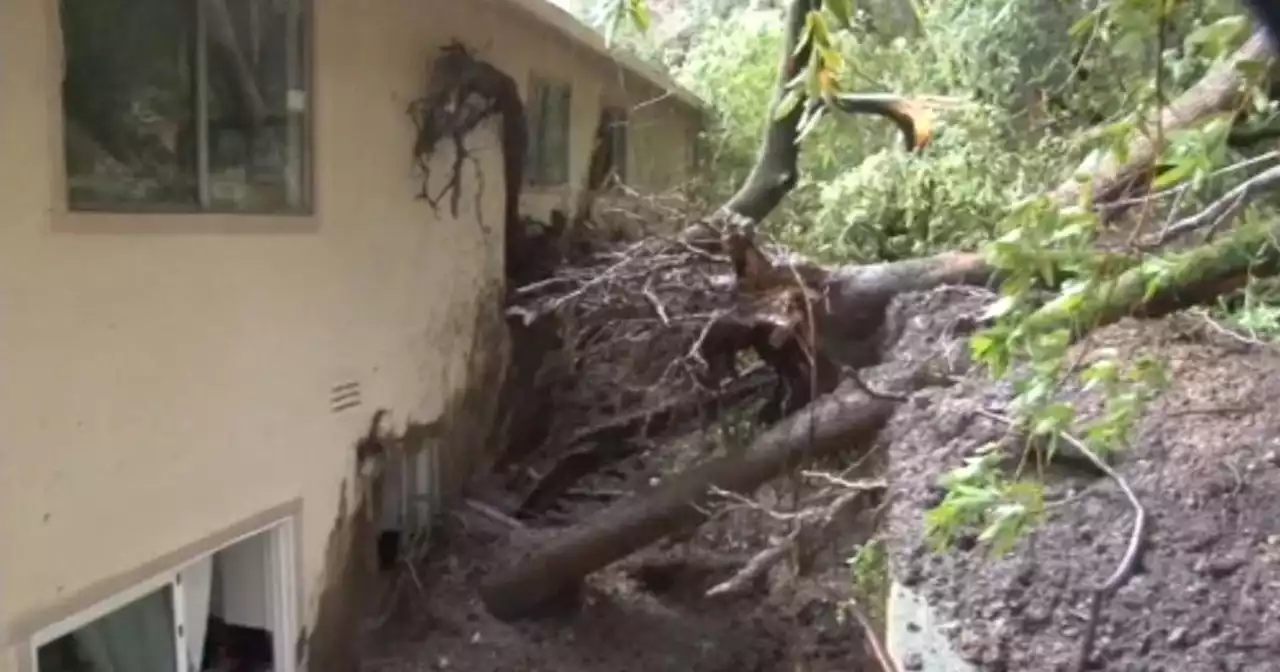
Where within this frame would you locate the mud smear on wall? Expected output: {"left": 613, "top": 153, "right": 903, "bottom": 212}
{"left": 305, "top": 280, "right": 511, "bottom": 669}
{"left": 305, "top": 478, "right": 379, "bottom": 672}
{"left": 430, "top": 278, "right": 512, "bottom": 496}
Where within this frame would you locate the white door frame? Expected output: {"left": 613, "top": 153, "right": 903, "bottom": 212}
{"left": 29, "top": 515, "right": 299, "bottom": 672}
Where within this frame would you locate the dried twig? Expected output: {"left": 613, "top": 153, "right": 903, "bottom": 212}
{"left": 1149, "top": 163, "right": 1280, "bottom": 247}
{"left": 1059, "top": 430, "right": 1148, "bottom": 672}
{"left": 1192, "top": 307, "right": 1273, "bottom": 348}
{"left": 1103, "top": 150, "right": 1280, "bottom": 215}
{"left": 642, "top": 276, "right": 672, "bottom": 325}
{"left": 848, "top": 603, "right": 902, "bottom": 672}
{"left": 703, "top": 479, "right": 885, "bottom": 597}
{"left": 703, "top": 525, "right": 802, "bottom": 597}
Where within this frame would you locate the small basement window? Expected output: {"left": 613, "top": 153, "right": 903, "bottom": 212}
{"left": 33, "top": 518, "right": 298, "bottom": 672}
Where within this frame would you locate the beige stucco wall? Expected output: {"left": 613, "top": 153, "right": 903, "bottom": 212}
{"left": 0, "top": 0, "right": 699, "bottom": 670}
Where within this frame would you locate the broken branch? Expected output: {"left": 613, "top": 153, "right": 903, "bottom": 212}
{"left": 1151, "top": 163, "right": 1280, "bottom": 246}
{"left": 480, "top": 389, "right": 898, "bottom": 620}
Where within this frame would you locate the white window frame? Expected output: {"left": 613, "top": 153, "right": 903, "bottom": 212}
{"left": 29, "top": 516, "right": 299, "bottom": 672}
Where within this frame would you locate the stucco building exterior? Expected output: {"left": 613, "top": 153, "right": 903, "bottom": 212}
{"left": 0, "top": 0, "right": 702, "bottom": 670}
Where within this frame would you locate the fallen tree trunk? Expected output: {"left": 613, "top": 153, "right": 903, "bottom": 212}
{"left": 480, "top": 210, "right": 1280, "bottom": 621}
{"left": 480, "top": 389, "right": 898, "bottom": 619}
{"left": 1026, "top": 218, "right": 1280, "bottom": 337}
{"left": 478, "top": 3, "right": 1280, "bottom": 623}
{"left": 516, "top": 369, "right": 775, "bottom": 517}
{"left": 1053, "top": 31, "right": 1275, "bottom": 212}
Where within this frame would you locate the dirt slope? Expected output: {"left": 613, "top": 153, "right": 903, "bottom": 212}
{"left": 885, "top": 314, "right": 1280, "bottom": 671}
{"left": 357, "top": 507, "right": 878, "bottom": 672}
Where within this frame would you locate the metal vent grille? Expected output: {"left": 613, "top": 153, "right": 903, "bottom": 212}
{"left": 329, "top": 381, "right": 361, "bottom": 412}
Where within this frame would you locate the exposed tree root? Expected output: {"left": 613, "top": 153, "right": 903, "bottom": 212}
{"left": 409, "top": 41, "right": 532, "bottom": 283}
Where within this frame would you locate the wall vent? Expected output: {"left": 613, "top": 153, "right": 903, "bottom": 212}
{"left": 328, "top": 381, "right": 362, "bottom": 412}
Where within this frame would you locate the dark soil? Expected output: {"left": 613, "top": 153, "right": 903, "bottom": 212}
{"left": 349, "top": 295, "right": 995, "bottom": 672}
{"left": 357, "top": 511, "right": 876, "bottom": 672}
{"left": 356, "top": 378, "right": 904, "bottom": 671}
{"left": 357, "top": 284, "right": 1280, "bottom": 672}
{"left": 884, "top": 312, "right": 1280, "bottom": 671}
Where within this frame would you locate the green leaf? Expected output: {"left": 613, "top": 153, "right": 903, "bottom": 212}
{"left": 970, "top": 333, "right": 996, "bottom": 358}
{"left": 1235, "top": 58, "right": 1269, "bottom": 83}
{"left": 819, "top": 45, "right": 845, "bottom": 74}
{"left": 826, "top": 0, "right": 854, "bottom": 29}
{"left": 794, "top": 17, "right": 814, "bottom": 57}
{"left": 774, "top": 88, "right": 804, "bottom": 121}
{"left": 980, "top": 295, "right": 1018, "bottom": 321}
{"left": 809, "top": 10, "right": 833, "bottom": 47}
{"left": 1151, "top": 160, "right": 1195, "bottom": 190}
{"left": 1037, "top": 256, "right": 1056, "bottom": 287}
{"left": 627, "top": 0, "right": 652, "bottom": 32}
{"left": 805, "top": 56, "right": 824, "bottom": 97}
{"left": 1031, "top": 402, "right": 1075, "bottom": 436}
{"left": 785, "top": 69, "right": 809, "bottom": 92}
{"left": 1185, "top": 15, "right": 1248, "bottom": 58}
{"left": 796, "top": 104, "right": 826, "bottom": 144}
{"left": 1068, "top": 10, "right": 1098, "bottom": 38}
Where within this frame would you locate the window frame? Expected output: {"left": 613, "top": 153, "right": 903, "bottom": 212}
{"left": 57, "top": 0, "right": 316, "bottom": 217}
{"left": 29, "top": 516, "right": 300, "bottom": 672}
{"left": 601, "top": 105, "right": 628, "bottom": 184}
{"left": 526, "top": 74, "right": 573, "bottom": 188}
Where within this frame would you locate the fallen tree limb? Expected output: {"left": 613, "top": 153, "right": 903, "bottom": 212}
{"left": 1150, "top": 163, "right": 1280, "bottom": 246}
{"left": 480, "top": 389, "right": 898, "bottom": 620}
{"left": 516, "top": 365, "right": 774, "bottom": 517}
{"left": 481, "top": 211, "right": 1280, "bottom": 619}
{"left": 1024, "top": 218, "right": 1280, "bottom": 338}
{"left": 1055, "top": 31, "right": 1275, "bottom": 213}
{"left": 672, "top": 32, "right": 1276, "bottom": 376}
{"left": 703, "top": 477, "right": 884, "bottom": 598}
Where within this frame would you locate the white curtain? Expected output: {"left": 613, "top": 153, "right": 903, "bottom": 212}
{"left": 180, "top": 558, "right": 215, "bottom": 671}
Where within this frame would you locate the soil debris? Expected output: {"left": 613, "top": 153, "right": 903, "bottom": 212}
{"left": 885, "top": 313, "right": 1280, "bottom": 670}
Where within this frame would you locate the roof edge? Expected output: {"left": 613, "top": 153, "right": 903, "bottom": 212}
{"left": 496, "top": 0, "right": 706, "bottom": 112}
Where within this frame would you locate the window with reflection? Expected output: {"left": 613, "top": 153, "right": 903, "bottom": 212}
{"left": 61, "top": 0, "right": 311, "bottom": 213}
{"left": 526, "top": 76, "right": 572, "bottom": 187}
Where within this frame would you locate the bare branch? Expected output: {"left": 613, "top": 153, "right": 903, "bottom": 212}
{"left": 1150, "top": 164, "right": 1280, "bottom": 246}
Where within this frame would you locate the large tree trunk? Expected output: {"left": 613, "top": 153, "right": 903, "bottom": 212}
{"left": 481, "top": 212, "right": 1280, "bottom": 621}
{"left": 481, "top": 390, "right": 898, "bottom": 619}
{"left": 477, "top": 2, "right": 1280, "bottom": 621}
